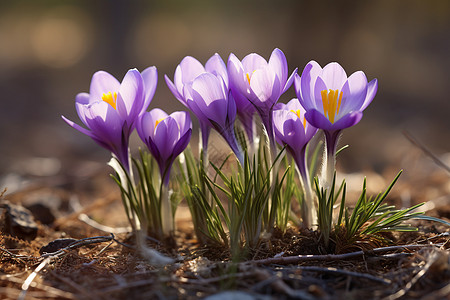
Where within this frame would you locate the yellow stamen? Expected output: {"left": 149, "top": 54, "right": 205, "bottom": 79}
{"left": 321, "top": 90, "right": 328, "bottom": 117}
{"left": 290, "top": 109, "right": 307, "bottom": 129}
{"left": 154, "top": 118, "right": 165, "bottom": 133}
{"left": 337, "top": 90, "right": 343, "bottom": 114}
{"left": 102, "top": 92, "right": 117, "bottom": 110}
{"left": 290, "top": 109, "right": 301, "bottom": 119}
{"left": 246, "top": 70, "right": 257, "bottom": 85}
{"left": 320, "top": 89, "right": 343, "bottom": 123}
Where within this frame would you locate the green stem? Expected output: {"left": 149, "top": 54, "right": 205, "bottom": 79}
{"left": 294, "top": 148, "right": 317, "bottom": 229}
{"left": 160, "top": 182, "right": 173, "bottom": 236}
{"left": 321, "top": 130, "right": 341, "bottom": 191}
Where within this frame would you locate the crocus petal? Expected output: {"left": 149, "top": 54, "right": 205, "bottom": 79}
{"left": 305, "top": 120, "right": 318, "bottom": 140}
{"left": 137, "top": 111, "right": 153, "bottom": 143}
{"left": 190, "top": 73, "right": 228, "bottom": 127}
{"left": 242, "top": 53, "right": 267, "bottom": 72}
{"left": 147, "top": 108, "right": 169, "bottom": 139}
{"left": 298, "top": 61, "right": 322, "bottom": 110}
{"left": 294, "top": 74, "right": 305, "bottom": 107}
{"left": 283, "top": 117, "right": 307, "bottom": 150}
{"left": 62, "top": 115, "right": 96, "bottom": 139}
{"left": 141, "top": 66, "right": 158, "bottom": 114}
{"left": 273, "top": 102, "right": 286, "bottom": 111}
{"left": 76, "top": 92, "right": 90, "bottom": 105}
{"left": 360, "top": 78, "right": 378, "bottom": 111}
{"left": 164, "top": 74, "right": 185, "bottom": 104}
{"left": 339, "top": 71, "right": 368, "bottom": 115}
{"left": 282, "top": 68, "right": 298, "bottom": 94}
{"left": 273, "top": 108, "right": 317, "bottom": 156}
{"left": 172, "top": 128, "right": 192, "bottom": 159}
{"left": 184, "top": 87, "right": 212, "bottom": 126}
{"left": 75, "top": 93, "right": 90, "bottom": 126}
{"left": 228, "top": 53, "right": 251, "bottom": 97}
{"left": 331, "top": 111, "right": 363, "bottom": 130}
{"left": 175, "top": 56, "right": 206, "bottom": 88}
{"left": 232, "top": 88, "right": 253, "bottom": 113}
{"left": 305, "top": 109, "right": 334, "bottom": 131}
{"left": 285, "top": 98, "right": 303, "bottom": 112}
{"left": 226, "top": 90, "right": 237, "bottom": 124}
{"left": 170, "top": 111, "right": 192, "bottom": 136}
{"left": 148, "top": 108, "right": 169, "bottom": 121}
{"left": 205, "top": 53, "right": 228, "bottom": 88}
{"left": 91, "top": 136, "right": 115, "bottom": 154}
{"left": 268, "top": 48, "right": 288, "bottom": 86}
{"left": 117, "top": 68, "right": 144, "bottom": 122}
{"left": 139, "top": 109, "right": 192, "bottom": 181}
{"left": 154, "top": 117, "right": 179, "bottom": 161}
{"left": 146, "top": 137, "right": 162, "bottom": 165}
{"left": 89, "top": 71, "right": 121, "bottom": 103}
{"left": 85, "top": 101, "right": 123, "bottom": 144}
{"left": 249, "top": 66, "right": 278, "bottom": 106}
{"left": 190, "top": 73, "right": 226, "bottom": 106}
{"left": 321, "top": 62, "right": 348, "bottom": 90}
{"left": 313, "top": 76, "right": 328, "bottom": 112}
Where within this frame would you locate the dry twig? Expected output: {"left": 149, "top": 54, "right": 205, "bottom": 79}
{"left": 296, "top": 266, "right": 390, "bottom": 285}
{"left": 48, "top": 272, "right": 95, "bottom": 300}
{"left": 383, "top": 248, "right": 449, "bottom": 300}
{"left": 40, "top": 234, "right": 116, "bottom": 258}
{"left": 18, "top": 257, "right": 52, "bottom": 300}
{"left": 245, "top": 244, "right": 440, "bottom": 266}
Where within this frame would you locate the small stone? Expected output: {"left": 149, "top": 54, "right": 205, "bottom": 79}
{"left": 0, "top": 200, "right": 38, "bottom": 241}
{"left": 26, "top": 203, "right": 56, "bottom": 225}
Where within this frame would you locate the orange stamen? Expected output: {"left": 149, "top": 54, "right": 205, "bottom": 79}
{"left": 290, "top": 109, "right": 307, "bottom": 129}
{"left": 154, "top": 118, "right": 165, "bottom": 133}
{"left": 102, "top": 92, "right": 117, "bottom": 110}
{"left": 320, "top": 89, "right": 343, "bottom": 123}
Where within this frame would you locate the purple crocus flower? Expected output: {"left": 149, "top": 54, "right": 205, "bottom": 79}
{"left": 228, "top": 48, "right": 297, "bottom": 148}
{"left": 183, "top": 72, "right": 244, "bottom": 164}
{"left": 165, "top": 54, "right": 228, "bottom": 158}
{"left": 62, "top": 67, "right": 157, "bottom": 171}
{"left": 231, "top": 84, "right": 257, "bottom": 146}
{"left": 137, "top": 109, "right": 192, "bottom": 185}
{"left": 273, "top": 99, "right": 318, "bottom": 228}
{"left": 295, "top": 61, "right": 378, "bottom": 189}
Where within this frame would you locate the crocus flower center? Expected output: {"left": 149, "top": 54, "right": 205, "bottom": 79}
{"left": 246, "top": 70, "right": 257, "bottom": 85}
{"left": 320, "top": 89, "right": 343, "bottom": 123}
{"left": 154, "top": 118, "right": 165, "bottom": 133}
{"left": 290, "top": 109, "right": 307, "bottom": 129}
{"left": 102, "top": 92, "right": 118, "bottom": 110}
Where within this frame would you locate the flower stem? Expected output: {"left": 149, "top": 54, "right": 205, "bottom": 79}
{"left": 321, "top": 130, "right": 341, "bottom": 191}
{"left": 294, "top": 148, "right": 317, "bottom": 229}
{"left": 199, "top": 122, "right": 211, "bottom": 168}
{"left": 160, "top": 182, "right": 173, "bottom": 236}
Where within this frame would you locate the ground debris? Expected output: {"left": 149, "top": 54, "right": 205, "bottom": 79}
{"left": 0, "top": 200, "right": 38, "bottom": 241}
{"left": 1, "top": 155, "right": 449, "bottom": 299}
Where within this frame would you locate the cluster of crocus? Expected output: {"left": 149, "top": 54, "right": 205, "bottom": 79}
{"left": 228, "top": 49, "right": 297, "bottom": 152}
{"left": 63, "top": 67, "right": 192, "bottom": 236}
{"left": 165, "top": 54, "right": 244, "bottom": 165}
{"left": 62, "top": 68, "right": 157, "bottom": 171}
{"left": 63, "top": 49, "right": 378, "bottom": 243}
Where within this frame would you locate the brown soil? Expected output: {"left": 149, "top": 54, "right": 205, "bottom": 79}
{"left": 1, "top": 154, "right": 449, "bottom": 300}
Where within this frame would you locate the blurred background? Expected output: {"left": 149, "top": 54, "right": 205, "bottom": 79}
{"left": 0, "top": 0, "right": 449, "bottom": 192}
